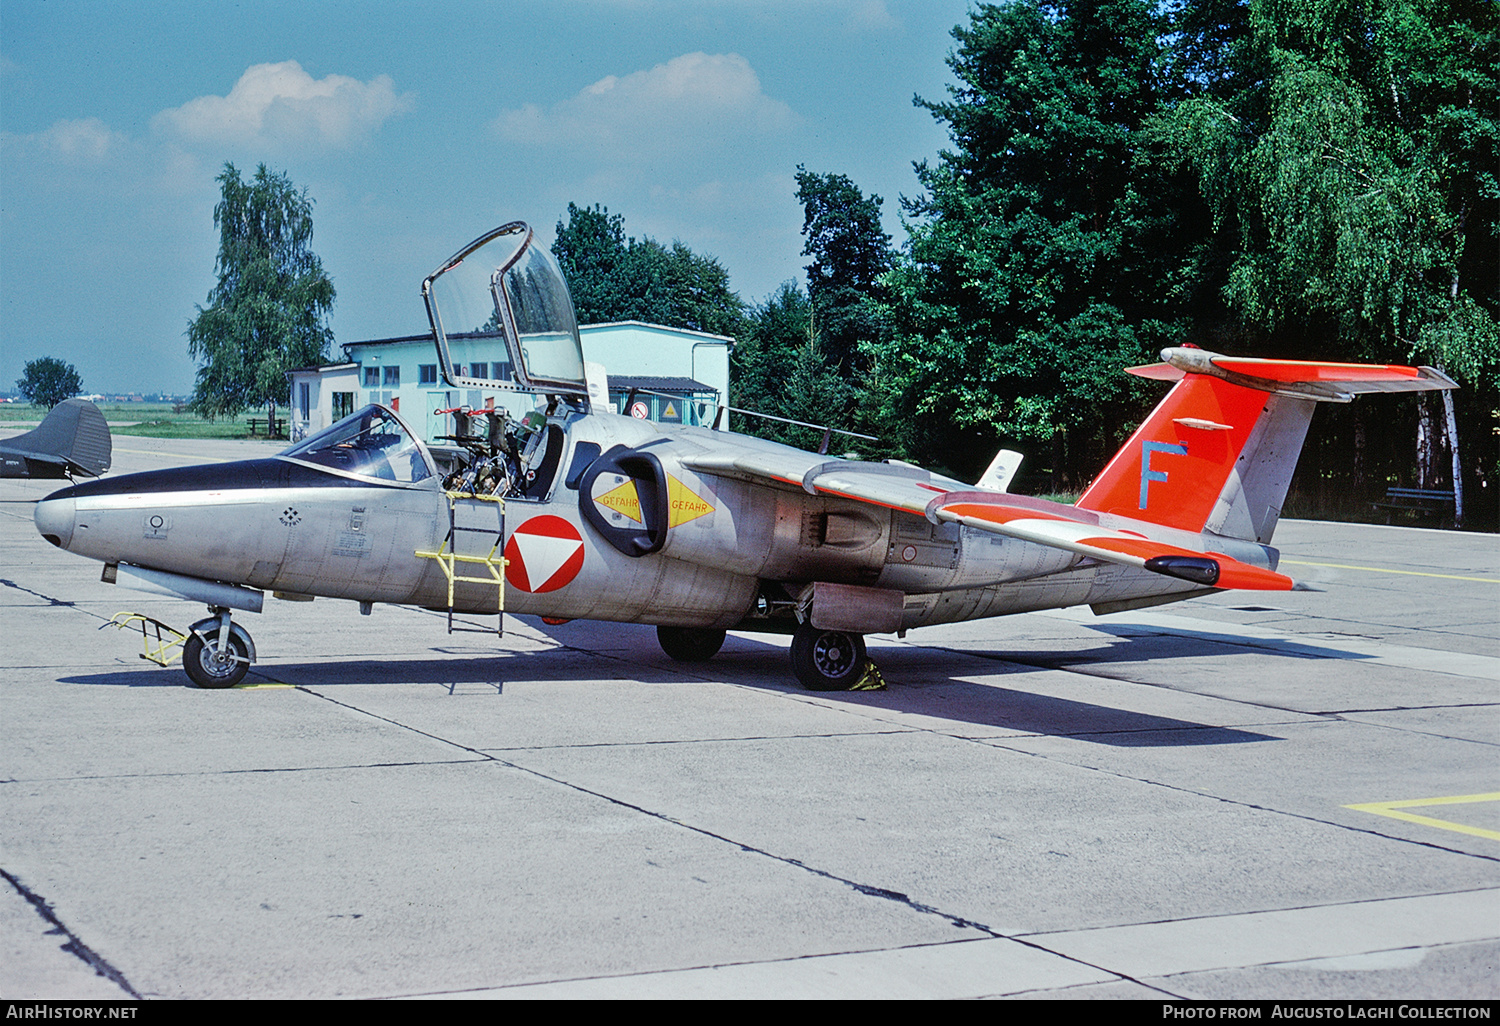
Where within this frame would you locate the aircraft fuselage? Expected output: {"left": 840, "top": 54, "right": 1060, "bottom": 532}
{"left": 35, "top": 405, "right": 1232, "bottom": 641}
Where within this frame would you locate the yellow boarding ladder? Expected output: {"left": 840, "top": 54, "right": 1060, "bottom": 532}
{"left": 414, "top": 491, "right": 508, "bottom": 635}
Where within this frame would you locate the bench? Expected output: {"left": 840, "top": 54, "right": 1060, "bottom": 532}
{"left": 247, "top": 417, "right": 284, "bottom": 439}
{"left": 1371, "top": 487, "right": 1455, "bottom": 525}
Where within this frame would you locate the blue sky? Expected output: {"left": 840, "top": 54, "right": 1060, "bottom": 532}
{"left": 2, "top": 0, "right": 975, "bottom": 395}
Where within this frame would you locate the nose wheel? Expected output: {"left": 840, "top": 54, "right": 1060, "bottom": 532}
{"left": 183, "top": 609, "right": 255, "bottom": 689}
{"left": 790, "top": 625, "right": 866, "bottom": 691}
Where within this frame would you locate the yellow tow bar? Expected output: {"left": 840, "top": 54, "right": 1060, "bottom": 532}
{"left": 102, "top": 612, "right": 188, "bottom": 667}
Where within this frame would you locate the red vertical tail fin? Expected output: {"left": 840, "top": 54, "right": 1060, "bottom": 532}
{"left": 1075, "top": 349, "right": 1456, "bottom": 544}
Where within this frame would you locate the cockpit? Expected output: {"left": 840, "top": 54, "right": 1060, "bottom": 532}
{"left": 275, "top": 400, "right": 566, "bottom": 502}
{"left": 279, "top": 405, "right": 435, "bottom": 485}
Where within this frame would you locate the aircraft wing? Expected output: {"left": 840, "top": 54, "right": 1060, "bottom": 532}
{"left": 681, "top": 451, "right": 961, "bottom": 513}
{"left": 681, "top": 451, "right": 1293, "bottom": 592}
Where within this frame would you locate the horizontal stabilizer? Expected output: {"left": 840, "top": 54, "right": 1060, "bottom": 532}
{"left": 1130, "top": 349, "right": 1458, "bottom": 401}
{"left": 1080, "top": 348, "right": 1456, "bottom": 540}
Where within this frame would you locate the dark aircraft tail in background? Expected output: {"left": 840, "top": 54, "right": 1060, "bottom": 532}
{"left": 0, "top": 399, "right": 113, "bottom": 479}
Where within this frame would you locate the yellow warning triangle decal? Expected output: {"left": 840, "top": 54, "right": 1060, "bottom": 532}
{"left": 595, "top": 479, "right": 643, "bottom": 523}
{"left": 668, "top": 474, "right": 714, "bottom": 527}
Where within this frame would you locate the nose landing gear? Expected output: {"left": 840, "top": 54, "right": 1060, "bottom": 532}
{"left": 183, "top": 608, "right": 256, "bottom": 689}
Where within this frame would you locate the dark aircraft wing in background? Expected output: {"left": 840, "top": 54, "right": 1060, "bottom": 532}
{"left": 0, "top": 399, "right": 112, "bottom": 479}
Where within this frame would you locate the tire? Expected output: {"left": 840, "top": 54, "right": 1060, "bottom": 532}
{"left": 790, "top": 626, "right": 866, "bottom": 691}
{"left": 657, "top": 626, "right": 726, "bottom": 662}
{"left": 183, "top": 631, "right": 250, "bottom": 689}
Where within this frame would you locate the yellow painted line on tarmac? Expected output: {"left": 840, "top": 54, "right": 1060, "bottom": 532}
{"left": 235, "top": 671, "right": 297, "bottom": 690}
{"left": 1281, "top": 559, "right": 1499, "bottom": 585}
{"left": 1344, "top": 792, "right": 1500, "bottom": 842}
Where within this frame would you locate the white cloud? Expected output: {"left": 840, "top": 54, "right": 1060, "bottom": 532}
{"left": 841, "top": 0, "right": 900, "bottom": 32}
{"left": 35, "top": 118, "right": 125, "bottom": 161}
{"left": 152, "top": 61, "right": 412, "bottom": 151}
{"left": 575, "top": 0, "right": 900, "bottom": 32}
{"left": 495, "top": 52, "right": 797, "bottom": 161}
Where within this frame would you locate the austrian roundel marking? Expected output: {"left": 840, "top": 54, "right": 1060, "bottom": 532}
{"left": 504, "top": 515, "right": 585, "bottom": 593}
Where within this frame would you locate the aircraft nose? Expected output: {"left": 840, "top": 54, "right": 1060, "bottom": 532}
{"left": 34, "top": 489, "right": 76, "bottom": 549}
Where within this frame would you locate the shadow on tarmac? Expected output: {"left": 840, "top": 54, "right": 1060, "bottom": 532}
{"left": 57, "top": 629, "right": 1283, "bottom": 748}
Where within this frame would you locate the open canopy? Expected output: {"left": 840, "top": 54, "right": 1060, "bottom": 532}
{"left": 421, "top": 222, "right": 588, "bottom": 397}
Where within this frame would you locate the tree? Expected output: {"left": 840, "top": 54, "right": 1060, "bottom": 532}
{"left": 551, "top": 203, "right": 628, "bottom": 325}
{"left": 884, "top": 0, "right": 1174, "bottom": 482}
{"left": 552, "top": 203, "right": 744, "bottom": 335}
{"left": 732, "top": 281, "right": 855, "bottom": 449}
{"left": 794, "top": 167, "right": 895, "bottom": 378}
{"left": 16, "top": 357, "right": 83, "bottom": 409}
{"left": 1153, "top": 0, "right": 1499, "bottom": 523}
{"left": 730, "top": 165, "right": 902, "bottom": 457}
{"left": 187, "top": 163, "right": 335, "bottom": 425}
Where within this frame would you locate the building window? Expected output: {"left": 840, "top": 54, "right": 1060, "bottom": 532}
{"left": 492, "top": 361, "right": 511, "bottom": 380}
{"left": 363, "top": 367, "right": 380, "bottom": 388}
{"left": 419, "top": 364, "right": 438, "bottom": 385}
{"left": 469, "top": 362, "right": 488, "bottom": 380}
{"left": 383, "top": 366, "right": 400, "bottom": 387}
{"left": 332, "top": 392, "right": 355, "bottom": 420}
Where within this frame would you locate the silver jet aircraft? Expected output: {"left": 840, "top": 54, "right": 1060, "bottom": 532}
{"left": 33, "top": 221, "right": 1455, "bottom": 689}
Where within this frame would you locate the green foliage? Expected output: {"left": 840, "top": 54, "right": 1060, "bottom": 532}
{"left": 552, "top": 202, "right": 743, "bottom": 336}
{"left": 187, "top": 163, "right": 335, "bottom": 420}
{"left": 885, "top": 0, "right": 1170, "bottom": 482}
{"left": 795, "top": 166, "right": 894, "bottom": 377}
{"left": 16, "top": 357, "right": 83, "bottom": 409}
{"left": 551, "top": 203, "right": 627, "bottom": 325}
{"left": 731, "top": 282, "right": 853, "bottom": 448}
{"left": 724, "top": 172, "right": 900, "bottom": 455}
{"left": 1155, "top": 0, "right": 1498, "bottom": 367}
{"left": 1147, "top": 0, "right": 1497, "bottom": 516}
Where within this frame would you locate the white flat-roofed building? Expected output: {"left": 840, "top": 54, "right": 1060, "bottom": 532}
{"left": 287, "top": 321, "right": 732, "bottom": 443}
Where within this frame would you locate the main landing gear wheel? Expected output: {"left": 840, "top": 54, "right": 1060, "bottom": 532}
{"left": 182, "top": 631, "right": 250, "bottom": 689}
{"left": 790, "top": 625, "right": 866, "bottom": 691}
{"left": 657, "top": 626, "right": 726, "bottom": 662}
